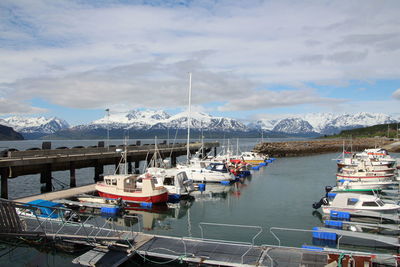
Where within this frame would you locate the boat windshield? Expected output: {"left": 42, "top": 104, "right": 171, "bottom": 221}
{"left": 376, "top": 199, "right": 385, "bottom": 206}
{"left": 362, "top": 201, "right": 379, "bottom": 207}
{"left": 206, "top": 163, "right": 228, "bottom": 173}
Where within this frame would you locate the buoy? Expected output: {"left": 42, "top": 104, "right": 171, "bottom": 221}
{"left": 220, "top": 181, "right": 230, "bottom": 185}
{"left": 198, "top": 183, "right": 206, "bottom": 191}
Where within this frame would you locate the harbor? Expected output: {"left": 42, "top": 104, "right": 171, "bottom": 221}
{"left": 0, "top": 138, "right": 400, "bottom": 266}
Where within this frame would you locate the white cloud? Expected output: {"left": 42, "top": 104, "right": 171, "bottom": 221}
{"left": 0, "top": 98, "right": 47, "bottom": 115}
{"left": 218, "top": 89, "right": 346, "bottom": 111}
{"left": 0, "top": 0, "right": 400, "bottom": 115}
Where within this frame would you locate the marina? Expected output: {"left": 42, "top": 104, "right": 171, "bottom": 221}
{"left": 0, "top": 138, "right": 400, "bottom": 266}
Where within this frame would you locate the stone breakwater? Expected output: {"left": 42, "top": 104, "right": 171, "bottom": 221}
{"left": 253, "top": 138, "right": 399, "bottom": 157}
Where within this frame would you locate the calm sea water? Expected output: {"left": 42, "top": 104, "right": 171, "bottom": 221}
{"left": 0, "top": 138, "right": 398, "bottom": 266}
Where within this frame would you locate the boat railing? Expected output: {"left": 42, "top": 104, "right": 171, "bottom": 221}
{"left": 196, "top": 222, "right": 263, "bottom": 264}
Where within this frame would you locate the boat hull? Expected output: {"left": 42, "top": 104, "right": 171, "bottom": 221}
{"left": 98, "top": 191, "right": 168, "bottom": 204}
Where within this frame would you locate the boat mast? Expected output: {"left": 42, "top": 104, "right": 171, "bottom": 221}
{"left": 186, "top": 72, "right": 192, "bottom": 164}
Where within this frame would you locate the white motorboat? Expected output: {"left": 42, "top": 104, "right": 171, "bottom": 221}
{"left": 177, "top": 159, "right": 235, "bottom": 183}
{"left": 138, "top": 168, "right": 195, "bottom": 199}
{"left": 319, "top": 193, "right": 400, "bottom": 214}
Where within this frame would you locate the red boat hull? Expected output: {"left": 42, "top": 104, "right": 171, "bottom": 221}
{"left": 98, "top": 191, "right": 168, "bottom": 204}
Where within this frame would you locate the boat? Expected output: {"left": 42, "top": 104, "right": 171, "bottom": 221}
{"left": 95, "top": 174, "right": 169, "bottom": 204}
{"left": 236, "top": 151, "right": 266, "bottom": 165}
{"left": 138, "top": 168, "right": 195, "bottom": 199}
{"left": 331, "top": 180, "right": 395, "bottom": 193}
{"left": 315, "top": 193, "right": 400, "bottom": 214}
{"left": 176, "top": 159, "right": 235, "bottom": 183}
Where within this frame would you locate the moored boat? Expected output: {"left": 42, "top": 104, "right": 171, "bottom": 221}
{"left": 95, "top": 174, "right": 169, "bottom": 204}
{"left": 316, "top": 193, "right": 400, "bottom": 214}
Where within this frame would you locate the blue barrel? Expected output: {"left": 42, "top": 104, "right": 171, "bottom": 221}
{"left": 100, "top": 206, "right": 120, "bottom": 215}
{"left": 198, "top": 183, "right": 206, "bottom": 191}
{"left": 330, "top": 210, "right": 350, "bottom": 221}
{"left": 266, "top": 159, "right": 272, "bottom": 163}
{"left": 252, "top": 166, "right": 260, "bottom": 171}
{"left": 259, "top": 162, "right": 266, "bottom": 166}
{"left": 301, "top": 245, "right": 324, "bottom": 251}
{"left": 324, "top": 220, "right": 343, "bottom": 229}
{"left": 140, "top": 202, "right": 153, "bottom": 208}
{"left": 312, "top": 227, "right": 337, "bottom": 241}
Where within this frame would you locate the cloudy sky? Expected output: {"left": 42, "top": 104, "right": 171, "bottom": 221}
{"left": 1, "top": 0, "right": 400, "bottom": 125}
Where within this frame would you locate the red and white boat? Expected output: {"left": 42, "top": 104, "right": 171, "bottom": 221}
{"left": 95, "top": 174, "right": 169, "bottom": 204}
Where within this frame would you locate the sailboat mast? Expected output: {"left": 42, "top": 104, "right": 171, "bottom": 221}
{"left": 186, "top": 72, "right": 192, "bottom": 163}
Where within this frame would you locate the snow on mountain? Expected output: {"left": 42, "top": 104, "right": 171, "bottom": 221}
{"left": 253, "top": 112, "right": 398, "bottom": 134}
{"left": 83, "top": 110, "right": 246, "bottom": 131}
{"left": 272, "top": 118, "right": 315, "bottom": 133}
{"left": 0, "top": 116, "right": 69, "bottom": 134}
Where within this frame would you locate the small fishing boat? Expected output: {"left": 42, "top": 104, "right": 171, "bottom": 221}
{"left": 315, "top": 193, "right": 400, "bottom": 214}
{"left": 237, "top": 152, "right": 266, "bottom": 165}
{"left": 331, "top": 180, "right": 395, "bottom": 193}
{"left": 95, "top": 174, "right": 169, "bottom": 204}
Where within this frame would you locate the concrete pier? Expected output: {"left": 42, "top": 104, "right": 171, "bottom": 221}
{"left": 0, "top": 141, "right": 218, "bottom": 199}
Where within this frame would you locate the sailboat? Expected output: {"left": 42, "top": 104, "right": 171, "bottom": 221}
{"left": 137, "top": 137, "right": 195, "bottom": 199}
{"left": 176, "top": 73, "right": 235, "bottom": 183}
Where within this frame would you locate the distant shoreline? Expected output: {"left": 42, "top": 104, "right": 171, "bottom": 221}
{"left": 253, "top": 138, "right": 400, "bottom": 157}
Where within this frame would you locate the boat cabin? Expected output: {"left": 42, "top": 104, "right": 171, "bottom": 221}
{"left": 103, "top": 174, "right": 139, "bottom": 192}
{"left": 206, "top": 163, "right": 229, "bottom": 173}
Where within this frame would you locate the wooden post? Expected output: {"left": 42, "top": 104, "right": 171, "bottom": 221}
{"left": 94, "top": 161, "right": 104, "bottom": 182}
{"left": 171, "top": 153, "right": 177, "bottom": 167}
{"left": 40, "top": 164, "right": 52, "bottom": 192}
{"left": 128, "top": 161, "right": 133, "bottom": 174}
{"left": 1, "top": 167, "right": 9, "bottom": 199}
{"left": 70, "top": 162, "right": 76, "bottom": 187}
{"left": 134, "top": 161, "right": 140, "bottom": 174}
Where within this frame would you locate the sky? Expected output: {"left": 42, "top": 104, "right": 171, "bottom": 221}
{"left": 0, "top": 0, "right": 400, "bottom": 125}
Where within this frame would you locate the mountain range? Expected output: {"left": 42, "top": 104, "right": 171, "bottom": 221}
{"left": 0, "top": 110, "right": 398, "bottom": 139}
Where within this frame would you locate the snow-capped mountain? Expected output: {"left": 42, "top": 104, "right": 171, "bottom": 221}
{"left": 1, "top": 110, "right": 398, "bottom": 139}
{"left": 272, "top": 118, "right": 315, "bottom": 134}
{"left": 80, "top": 110, "right": 247, "bottom": 132}
{"left": 0, "top": 116, "right": 69, "bottom": 134}
{"left": 254, "top": 112, "right": 397, "bottom": 134}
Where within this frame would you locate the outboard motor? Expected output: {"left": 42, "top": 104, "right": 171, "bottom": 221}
{"left": 312, "top": 197, "right": 328, "bottom": 209}
{"left": 325, "top": 186, "right": 333, "bottom": 197}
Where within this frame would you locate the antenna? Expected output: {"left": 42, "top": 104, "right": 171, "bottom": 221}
{"left": 105, "top": 108, "right": 110, "bottom": 151}
{"left": 186, "top": 72, "right": 192, "bottom": 164}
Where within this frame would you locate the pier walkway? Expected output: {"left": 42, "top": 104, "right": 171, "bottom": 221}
{"left": 0, "top": 141, "right": 219, "bottom": 199}
{"left": 0, "top": 198, "right": 396, "bottom": 266}
{"left": 14, "top": 184, "right": 96, "bottom": 202}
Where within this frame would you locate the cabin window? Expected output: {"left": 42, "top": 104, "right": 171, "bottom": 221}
{"left": 376, "top": 200, "right": 384, "bottom": 206}
{"left": 347, "top": 198, "right": 358, "bottom": 205}
{"left": 111, "top": 179, "right": 117, "bottom": 186}
{"left": 137, "top": 178, "right": 142, "bottom": 183}
{"left": 362, "top": 201, "right": 379, "bottom": 207}
{"left": 164, "top": 177, "right": 174, "bottom": 185}
{"left": 106, "top": 180, "right": 111, "bottom": 185}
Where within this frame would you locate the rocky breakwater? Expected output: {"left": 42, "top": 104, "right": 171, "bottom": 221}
{"left": 253, "top": 138, "right": 396, "bottom": 157}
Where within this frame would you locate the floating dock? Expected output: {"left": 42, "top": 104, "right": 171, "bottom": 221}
{"left": 14, "top": 184, "right": 96, "bottom": 202}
